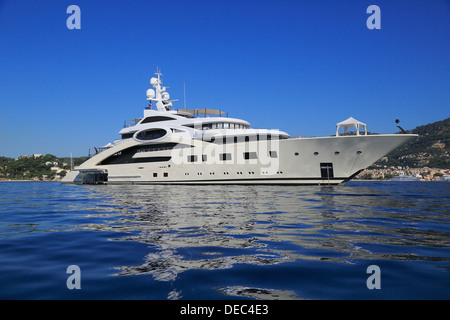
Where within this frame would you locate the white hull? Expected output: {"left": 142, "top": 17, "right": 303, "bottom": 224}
{"left": 62, "top": 69, "right": 417, "bottom": 186}
{"left": 63, "top": 134, "right": 416, "bottom": 185}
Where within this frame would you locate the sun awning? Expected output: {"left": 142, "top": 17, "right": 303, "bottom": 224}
{"left": 336, "top": 117, "right": 367, "bottom": 136}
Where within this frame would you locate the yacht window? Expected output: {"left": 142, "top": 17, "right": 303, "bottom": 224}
{"left": 99, "top": 145, "right": 172, "bottom": 165}
{"left": 141, "top": 116, "right": 176, "bottom": 124}
{"left": 219, "top": 153, "right": 232, "bottom": 161}
{"left": 202, "top": 123, "right": 213, "bottom": 130}
{"left": 202, "top": 154, "right": 207, "bottom": 162}
{"left": 224, "top": 123, "right": 229, "bottom": 129}
{"left": 269, "top": 151, "right": 278, "bottom": 158}
{"left": 137, "top": 157, "right": 171, "bottom": 163}
{"left": 136, "top": 128, "right": 167, "bottom": 141}
{"left": 243, "top": 152, "right": 257, "bottom": 160}
{"left": 153, "top": 173, "right": 157, "bottom": 177}
{"left": 136, "top": 143, "right": 192, "bottom": 153}
{"left": 163, "top": 172, "right": 168, "bottom": 177}
{"left": 121, "top": 133, "right": 134, "bottom": 139}
{"left": 188, "top": 155, "right": 197, "bottom": 162}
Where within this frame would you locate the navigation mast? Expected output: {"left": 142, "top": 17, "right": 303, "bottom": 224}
{"left": 146, "top": 68, "right": 176, "bottom": 112}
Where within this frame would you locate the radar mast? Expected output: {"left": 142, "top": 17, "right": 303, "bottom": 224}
{"left": 146, "top": 68, "right": 176, "bottom": 112}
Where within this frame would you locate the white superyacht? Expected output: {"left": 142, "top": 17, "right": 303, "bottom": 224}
{"left": 62, "top": 70, "right": 417, "bottom": 185}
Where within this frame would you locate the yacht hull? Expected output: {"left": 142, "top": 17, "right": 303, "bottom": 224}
{"left": 62, "top": 134, "right": 416, "bottom": 185}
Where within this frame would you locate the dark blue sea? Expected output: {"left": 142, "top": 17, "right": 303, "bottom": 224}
{"left": 0, "top": 181, "right": 449, "bottom": 300}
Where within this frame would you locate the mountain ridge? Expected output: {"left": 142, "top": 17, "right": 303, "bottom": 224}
{"left": 370, "top": 117, "right": 450, "bottom": 169}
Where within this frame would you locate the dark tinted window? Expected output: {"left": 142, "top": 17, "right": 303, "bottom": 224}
{"left": 136, "top": 128, "right": 167, "bottom": 140}
{"left": 99, "top": 145, "right": 171, "bottom": 165}
{"left": 121, "top": 133, "right": 134, "bottom": 139}
{"left": 219, "top": 153, "right": 232, "bottom": 161}
{"left": 243, "top": 152, "right": 257, "bottom": 160}
{"left": 188, "top": 155, "right": 197, "bottom": 162}
{"left": 141, "top": 116, "right": 175, "bottom": 123}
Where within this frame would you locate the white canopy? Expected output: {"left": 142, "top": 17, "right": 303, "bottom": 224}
{"left": 100, "top": 142, "right": 114, "bottom": 149}
{"left": 336, "top": 117, "right": 367, "bottom": 136}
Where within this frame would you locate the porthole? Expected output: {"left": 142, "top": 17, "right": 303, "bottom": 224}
{"left": 314, "top": 152, "right": 319, "bottom": 156}
{"left": 294, "top": 152, "right": 299, "bottom": 156}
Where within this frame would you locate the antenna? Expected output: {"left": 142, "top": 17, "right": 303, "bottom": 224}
{"left": 155, "top": 66, "right": 162, "bottom": 79}
{"left": 184, "top": 82, "right": 187, "bottom": 108}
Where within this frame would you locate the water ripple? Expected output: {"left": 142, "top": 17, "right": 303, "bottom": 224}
{"left": 0, "top": 181, "right": 449, "bottom": 299}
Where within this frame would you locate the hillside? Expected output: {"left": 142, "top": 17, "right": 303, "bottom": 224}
{"left": 370, "top": 117, "right": 450, "bottom": 169}
{"left": 0, "top": 155, "right": 87, "bottom": 181}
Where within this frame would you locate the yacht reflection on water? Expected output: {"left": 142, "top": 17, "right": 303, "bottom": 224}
{"left": 78, "top": 183, "right": 448, "bottom": 298}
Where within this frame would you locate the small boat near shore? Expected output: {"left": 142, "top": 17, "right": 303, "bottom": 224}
{"left": 391, "top": 173, "right": 420, "bottom": 182}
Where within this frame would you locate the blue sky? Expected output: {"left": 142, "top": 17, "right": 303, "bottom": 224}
{"left": 0, "top": 0, "right": 449, "bottom": 158}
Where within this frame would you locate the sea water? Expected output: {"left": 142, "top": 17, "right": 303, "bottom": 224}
{"left": 0, "top": 181, "right": 448, "bottom": 300}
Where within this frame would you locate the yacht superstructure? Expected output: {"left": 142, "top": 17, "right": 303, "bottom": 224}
{"left": 62, "top": 70, "right": 417, "bottom": 185}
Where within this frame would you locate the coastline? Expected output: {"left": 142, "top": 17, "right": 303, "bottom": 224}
{"left": 1, "top": 179, "right": 445, "bottom": 183}
{"left": 0, "top": 179, "right": 60, "bottom": 182}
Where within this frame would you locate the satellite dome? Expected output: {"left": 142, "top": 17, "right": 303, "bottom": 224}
{"left": 150, "top": 77, "right": 159, "bottom": 86}
{"left": 146, "top": 89, "right": 155, "bottom": 100}
{"left": 162, "top": 92, "right": 170, "bottom": 101}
